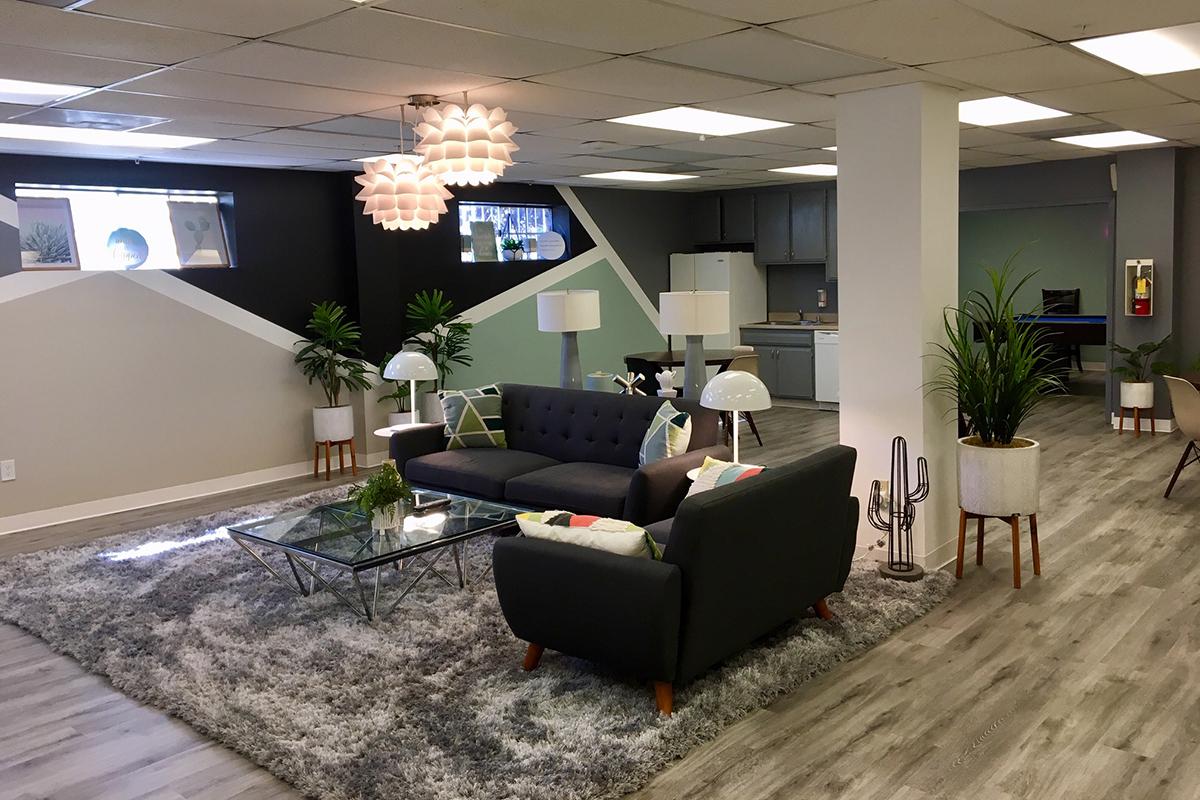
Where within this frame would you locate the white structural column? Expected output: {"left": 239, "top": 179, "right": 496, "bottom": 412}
{"left": 836, "top": 82, "right": 960, "bottom": 567}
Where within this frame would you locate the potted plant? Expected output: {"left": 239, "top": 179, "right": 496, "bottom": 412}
{"left": 295, "top": 301, "right": 373, "bottom": 443}
{"left": 1111, "top": 335, "right": 1171, "bottom": 412}
{"left": 928, "top": 257, "right": 1063, "bottom": 518}
{"left": 347, "top": 461, "right": 413, "bottom": 533}
{"left": 377, "top": 351, "right": 412, "bottom": 427}
{"left": 501, "top": 237, "right": 524, "bottom": 261}
{"left": 404, "top": 289, "right": 473, "bottom": 422}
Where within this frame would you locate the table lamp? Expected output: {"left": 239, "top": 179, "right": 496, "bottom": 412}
{"left": 382, "top": 351, "right": 438, "bottom": 424}
{"left": 701, "top": 370, "right": 771, "bottom": 464}
{"left": 658, "top": 291, "right": 730, "bottom": 400}
{"left": 537, "top": 289, "right": 600, "bottom": 389}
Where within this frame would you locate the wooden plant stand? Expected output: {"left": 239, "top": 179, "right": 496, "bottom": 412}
{"left": 313, "top": 438, "right": 357, "bottom": 481}
{"left": 955, "top": 509, "right": 1040, "bottom": 589}
{"left": 1118, "top": 406, "right": 1155, "bottom": 437}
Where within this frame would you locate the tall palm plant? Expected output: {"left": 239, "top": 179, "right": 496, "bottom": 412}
{"left": 404, "top": 289, "right": 473, "bottom": 391}
{"left": 294, "top": 301, "right": 372, "bottom": 407}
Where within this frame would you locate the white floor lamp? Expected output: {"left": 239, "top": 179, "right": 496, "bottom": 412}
{"left": 701, "top": 370, "right": 772, "bottom": 464}
{"left": 659, "top": 291, "right": 730, "bottom": 401}
{"left": 537, "top": 289, "right": 600, "bottom": 390}
{"left": 383, "top": 351, "right": 438, "bottom": 423}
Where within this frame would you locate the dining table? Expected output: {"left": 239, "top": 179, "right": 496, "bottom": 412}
{"left": 623, "top": 349, "right": 738, "bottom": 382}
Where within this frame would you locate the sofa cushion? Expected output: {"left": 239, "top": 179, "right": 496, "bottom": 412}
{"left": 505, "top": 462, "right": 635, "bottom": 518}
{"left": 516, "top": 511, "right": 661, "bottom": 560}
{"left": 405, "top": 449, "right": 560, "bottom": 500}
{"left": 645, "top": 518, "right": 674, "bottom": 548}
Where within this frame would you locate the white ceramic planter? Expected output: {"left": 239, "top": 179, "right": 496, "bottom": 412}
{"left": 957, "top": 436, "right": 1041, "bottom": 517}
{"left": 387, "top": 411, "right": 413, "bottom": 427}
{"left": 313, "top": 405, "right": 354, "bottom": 442}
{"left": 1120, "top": 381, "right": 1154, "bottom": 409}
{"left": 419, "top": 391, "right": 444, "bottom": 424}
{"left": 371, "top": 502, "right": 399, "bottom": 533}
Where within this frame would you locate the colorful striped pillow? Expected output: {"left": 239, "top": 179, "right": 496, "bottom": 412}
{"left": 686, "top": 456, "right": 763, "bottom": 497}
{"left": 516, "top": 511, "right": 662, "bottom": 560}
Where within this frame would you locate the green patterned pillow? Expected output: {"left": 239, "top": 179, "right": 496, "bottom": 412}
{"left": 438, "top": 385, "right": 507, "bottom": 450}
{"left": 638, "top": 401, "right": 692, "bottom": 466}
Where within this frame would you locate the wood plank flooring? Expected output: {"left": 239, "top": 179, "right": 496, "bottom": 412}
{"left": 3, "top": 396, "right": 1198, "bottom": 800}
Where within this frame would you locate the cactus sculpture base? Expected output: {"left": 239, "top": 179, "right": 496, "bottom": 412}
{"left": 878, "top": 562, "right": 925, "bottom": 582}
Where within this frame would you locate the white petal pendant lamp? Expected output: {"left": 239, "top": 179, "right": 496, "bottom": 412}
{"left": 354, "top": 154, "right": 452, "bottom": 231}
{"left": 414, "top": 102, "right": 519, "bottom": 187}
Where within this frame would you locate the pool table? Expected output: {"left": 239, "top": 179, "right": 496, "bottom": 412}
{"left": 1015, "top": 314, "right": 1108, "bottom": 346}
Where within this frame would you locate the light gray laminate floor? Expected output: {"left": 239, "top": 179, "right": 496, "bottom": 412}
{"left": 3, "top": 396, "right": 1198, "bottom": 800}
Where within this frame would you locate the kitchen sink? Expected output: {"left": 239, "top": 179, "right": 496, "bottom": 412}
{"left": 762, "top": 320, "right": 819, "bottom": 326}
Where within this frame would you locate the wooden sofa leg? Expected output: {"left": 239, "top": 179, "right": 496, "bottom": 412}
{"left": 654, "top": 681, "right": 673, "bottom": 716}
{"left": 813, "top": 598, "right": 834, "bottom": 621}
{"left": 522, "top": 643, "right": 544, "bottom": 672}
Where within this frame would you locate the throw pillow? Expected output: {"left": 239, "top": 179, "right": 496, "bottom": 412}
{"left": 439, "top": 384, "right": 507, "bottom": 450}
{"left": 686, "top": 456, "right": 763, "bottom": 497}
{"left": 516, "top": 511, "right": 663, "bottom": 560}
{"left": 638, "top": 401, "right": 692, "bottom": 466}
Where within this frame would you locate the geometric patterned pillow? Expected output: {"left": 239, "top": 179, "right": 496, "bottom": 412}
{"left": 685, "top": 455, "right": 763, "bottom": 497}
{"left": 515, "top": 510, "right": 662, "bottom": 560}
{"left": 638, "top": 401, "right": 692, "bottom": 466}
{"left": 438, "top": 384, "right": 507, "bottom": 450}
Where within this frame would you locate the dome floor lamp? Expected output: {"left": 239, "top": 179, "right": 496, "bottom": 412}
{"left": 537, "top": 289, "right": 600, "bottom": 390}
{"left": 659, "top": 291, "right": 730, "bottom": 400}
{"left": 383, "top": 351, "right": 438, "bottom": 424}
{"left": 701, "top": 370, "right": 772, "bottom": 464}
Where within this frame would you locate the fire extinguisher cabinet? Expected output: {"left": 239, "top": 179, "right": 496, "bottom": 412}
{"left": 1124, "top": 258, "right": 1154, "bottom": 317}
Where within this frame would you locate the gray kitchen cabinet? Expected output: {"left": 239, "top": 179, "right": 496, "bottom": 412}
{"left": 789, "top": 188, "right": 826, "bottom": 263}
{"left": 741, "top": 327, "right": 816, "bottom": 400}
{"left": 753, "top": 192, "right": 791, "bottom": 265}
{"left": 776, "top": 346, "right": 815, "bottom": 399}
{"left": 751, "top": 345, "right": 780, "bottom": 396}
{"left": 722, "top": 193, "right": 755, "bottom": 242}
{"left": 825, "top": 188, "right": 838, "bottom": 282}
{"left": 753, "top": 188, "right": 830, "bottom": 266}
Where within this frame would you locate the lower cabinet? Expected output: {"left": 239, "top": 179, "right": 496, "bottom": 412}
{"left": 750, "top": 342, "right": 815, "bottom": 400}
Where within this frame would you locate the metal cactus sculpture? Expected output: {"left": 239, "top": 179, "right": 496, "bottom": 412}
{"left": 867, "top": 436, "right": 929, "bottom": 582}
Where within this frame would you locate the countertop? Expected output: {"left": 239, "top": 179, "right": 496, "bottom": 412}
{"left": 741, "top": 322, "right": 839, "bottom": 331}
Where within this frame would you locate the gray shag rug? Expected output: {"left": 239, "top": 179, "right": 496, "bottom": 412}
{"left": 0, "top": 489, "right": 954, "bottom": 800}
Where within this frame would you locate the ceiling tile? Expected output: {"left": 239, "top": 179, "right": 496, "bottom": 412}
{"left": 1148, "top": 70, "right": 1200, "bottom": 103}
{"left": 957, "top": 0, "right": 1200, "bottom": 41}
{"left": 545, "top": 154, "right": 672, "bottom": 171}
{"left": 117, "top": 70, "right": 401, "bottom": 115}
{"left": 270, "top": 8, "right": 608, "bottom": 80}
{"left": 506, "top": 133, "right": 621, "bottom": 160}
{"left": 959, "top": 151, "right": 1039, "bottom": 167}
{"left": 658, "top": 0, "right": 873, "bottom": 25}
{"left": 697, "top": 89, "right": 834, "bottom": 124}
{"left": 60, "top": 90, "right": 334, "bottom": 127}
{"left": 647, "top": 28, "right": 889, "bottom": 84}
{"left": 771, "top": 0, "right": 1042, "bottom": 66}
{"left": 530, "top": 57, "right": 769, "bottom": 103}
{"left": 549, "top": 120, "right": 692, "bottom": 146}
{"left": 798, "top": 67, "right": 965, "bottom": 94}
{"left": 80, "top": 0, "right": 345, "bottom": 38}
{"left": 244, "top": 129, "right": 406, "bottom": 152}
{"left": 1095, "top": 103, "right": 1200, "bottom": 129}
{"left": 446, "top": 81, "right": 665, "bottom": 119}
{"left": 135, "top": 120, "right": 273, "bottom": 139}
{"left": 295, "top": 161, "right": 360, "bottom": 172}
{"left": 376, "top": 0, "right": 742, "bottom": 54}
{"left": 733, "top": 123, "right": 836, "bottom": 148}
{"left": 972, "top": 139, "right": 1083, "bottom": 157}
{"left": 140, "top": 151, "right": 329, "bottom": 168}
{"left": 600, "top": 145, "right": 730, "bottom": 163}
{"left": 998, "top": 115, "right": 1108, "bottom": 135}
{"left": 0, "top": 1, "right": 242, "bottom": 65}
{"left": 1021, "top": 80, "right": 1185, "bottom": 113}
{"left": 184, "top": 43, "right": 496, "bottom": 97}
{"left": 1142, "top": 122, "right": 1200, "bottom": 140}
{"left": 957, "top": 128, "right": 1032, "bottom": 148}
{"left": 658, "top": 136, "right": 800, "bottom": 156}
{"left": 0, "top": 43, "right": 155, "bottom": 87}
{"left": 302, "top": 115, "right": 417, "bottom": 139}
{"left": 696, "top": 155, "right": 822, "bottom": 170}
{"left": 923, "top": 46, "right": 1128, "bottom": 93}
{"left": 492, "top": 111, "right": 585, "bottom": 133}
{"left": 190, "top": 140, "right": 373, "bottom": 161}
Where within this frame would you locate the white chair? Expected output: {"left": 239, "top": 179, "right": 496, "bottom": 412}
{"left": 1163, "top": 376, "right": 1200, "bottom": 498}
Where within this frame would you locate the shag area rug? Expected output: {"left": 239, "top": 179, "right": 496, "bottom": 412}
{"left": 0, "top": 489, "right": 953, "bottom": 800}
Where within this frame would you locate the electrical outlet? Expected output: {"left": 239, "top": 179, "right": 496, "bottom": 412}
{"left": 0, "top": 460, "right": 14, "bottom": 482}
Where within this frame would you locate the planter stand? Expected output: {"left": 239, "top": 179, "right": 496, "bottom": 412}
{"left": 955, "top": 509, "right": 1040, "bottom": 589}
{"left": 1117, "top": 406, "right": 1155, "bottom": 437}
{"left": 314, "top": 438, "right": 357, "bottom": 481}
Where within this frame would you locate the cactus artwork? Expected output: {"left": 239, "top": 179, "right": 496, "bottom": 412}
{"left": 867, "top": 436, "right": 929, "bottom": 581}
{"left": 20, "top": 222, "right": 73, "bottom": 264}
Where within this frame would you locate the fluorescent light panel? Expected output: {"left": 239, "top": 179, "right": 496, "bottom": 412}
{"left": 580, "top": 170, "right": 698, "bottom": 182}
{"left": 0, "top": 77, "right": 88, "bottom": 105}
{"left": 769, "top": 164, "right": 837, "bottom": 176}
{"left": 608, "top": 106, "right": 791, "bottom": 136}
{"left": 0, "top": 123, "right": 211, "bottom": 149}
{"left": 822, "top": 146, "right": 837, "bottom": 151}
{"left": 1072, "top": 22, "right": 1200, "bottom": 75}
{"left": 1052, "top": 131, "right": 1167, "bottom": 149}
{"left": 959, "top": 96, "right": 1069, "bottom": 126}
{"left": 353, "top": 152, "right": 417, "bottom": 163}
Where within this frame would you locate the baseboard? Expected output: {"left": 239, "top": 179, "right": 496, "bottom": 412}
{"left": 1109, "top": 413, "right": 1174, "bottom": 433}
{"left": 1081, "top": 361, "right": 1105, "bottom": 372}
{"left": 0, "top": 450, "right": 390, "bottom": 537}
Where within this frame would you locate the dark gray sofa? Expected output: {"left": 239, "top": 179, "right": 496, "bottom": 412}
{"left": 492, "top": 445, "right": 859, "bottom": 714}
{"left": 388, "top": 384, "right": 728, "bottom": 525}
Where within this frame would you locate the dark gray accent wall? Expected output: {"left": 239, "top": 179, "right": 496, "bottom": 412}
{"left": 767, "top": 263, "right": 838, "bottom": 313}
{"left": 571, "top": 186, "right": 695, "bottom": 306}
{"left": 1179, "top": 149, "right": 1200, "bottom": 371}
{"left": 0, "top": 161, "right": 18, "bottom": 276}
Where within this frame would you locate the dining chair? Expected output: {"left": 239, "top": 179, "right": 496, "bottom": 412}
{"left": 1163, "top": 375, "right": 1200, "bottom": 498}
{"left": 722, "top": 353, "right": 764, "bottom": 447}
{"left": 1041, "top": 288, "right": 1082, "bottom": 372}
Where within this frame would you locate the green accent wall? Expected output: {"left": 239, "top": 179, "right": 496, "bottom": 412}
{"left": 959, "top": 203, "right": 1113, "bottom": 362}
{"left": 445, "top": 256, "right": 666, "bottom": 390}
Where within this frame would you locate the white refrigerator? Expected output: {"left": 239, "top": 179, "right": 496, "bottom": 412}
{"left": 668, "top": 252, "right": 767, "bottom": 350}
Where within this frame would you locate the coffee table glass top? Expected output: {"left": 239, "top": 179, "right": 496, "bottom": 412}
{"left": 226, "top": 493, "right": 520, "bottom": 568}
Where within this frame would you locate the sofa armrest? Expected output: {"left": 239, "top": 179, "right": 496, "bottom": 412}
{"left": 492, "top": 536, "right": 682, "bottom": 682}
{"left": 625, "top": 444, "right": 732, "bottom": 525}
{"left": 837, "top": 496, "right": 860, "bottom": 590}
{"left": 388, "top": 423, "right": 445, "bottom": 473}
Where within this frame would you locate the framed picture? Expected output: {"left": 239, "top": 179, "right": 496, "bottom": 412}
{"left": 168, "top": 200, "right": 230, "bottom": 268}
{"left": 17, "top": 197, "right": 79, "bottom": 270}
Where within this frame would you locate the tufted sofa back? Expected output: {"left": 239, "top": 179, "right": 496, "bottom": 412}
{"left": 499, "top": 384, "right": 719, "bottom": 468}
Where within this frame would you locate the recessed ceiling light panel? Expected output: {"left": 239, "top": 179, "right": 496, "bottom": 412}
{"left": 0, "top": 123, "right": 212, "bottom": 149}
{"left": 769, "top": 164, "right": 838, "bottom": 176}
{"left": 1052, "top": 131, "right": 1167, "bottom": 149}
{"left": 959, "top": 96, "right": 1069, "bottom": 126}
{"left": 0, "top": 77, "right": 88, "bottom": 106}
{"left": 1072, "top": 22, "right": 1200, "bottom": 76}
{"left": 608, "top": 107, "right": 791, "bottom": 137}
{"left": 580, "top": 171, "right": 698, "bottom": 182}
{"left": 822, "top": 145, "right": 837, "bottom": 151}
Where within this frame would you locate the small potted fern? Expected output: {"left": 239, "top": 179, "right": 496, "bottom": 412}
{"left": 378, "top": 352, "right": 412, "bottom": 426}
{"left": 1111, "top": 335, "right": 1171, "bottom": 413}
{"left": 348, "top": 462, "right": 414, "bottom": 533}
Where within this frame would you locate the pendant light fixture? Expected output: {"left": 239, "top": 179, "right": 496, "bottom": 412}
{"left": 413, "top": 93, "right": 519, "bottom": 187}
{"left": 354, "top": 104, "right": 453, "bottom": 232}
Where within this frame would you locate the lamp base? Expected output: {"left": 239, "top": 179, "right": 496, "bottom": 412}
{"left": 683, "top": 335, "right": 705, "bottom": 400}
{"left": 560, "top": 331, "right": 582, "bottom": 390}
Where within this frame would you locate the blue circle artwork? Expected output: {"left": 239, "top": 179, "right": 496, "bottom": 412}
{"left": 107, "top": 227, "right": 149, "bottom": 269}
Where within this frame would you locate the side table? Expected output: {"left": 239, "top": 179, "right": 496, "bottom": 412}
{"left": 314, "top": 438, "right": 357, "bottom": 481}
{"left": 955, "top": 508, "right": 1040, "bottom": 589}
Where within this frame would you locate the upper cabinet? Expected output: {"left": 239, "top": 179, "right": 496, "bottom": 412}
{"left": 753, "top": 191, "right": 791, "bottom": 264}
{"left": 753, "top": 187, "right": 830, "bottom": 266}
{"left": 789, "top": 188, "right": 826, "bottom": 263}
{"left": 690, "top": 192, "right": 755, "bottom": 244}
{"left": 825, "top": 188, "right": 838, "bottom": 282}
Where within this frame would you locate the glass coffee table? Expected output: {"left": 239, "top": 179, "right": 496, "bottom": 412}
{"left": 226, "top": 492, "right": 522, "bottom": 621}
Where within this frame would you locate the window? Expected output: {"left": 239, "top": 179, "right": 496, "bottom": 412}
{"left": 458, "top": 202, "right": 568, "bottom": 263}
{"left": 16, "top": 183, "right": 234, "bottom": 271}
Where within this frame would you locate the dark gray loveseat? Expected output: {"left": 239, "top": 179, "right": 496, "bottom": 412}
{"left": 492, "top": 445, "right": 859, "bottom": 714}
{"left": 388, "top": 384, "right": 727, "bottom": 525}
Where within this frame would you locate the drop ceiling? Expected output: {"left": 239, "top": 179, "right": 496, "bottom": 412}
{"left": 0, "top": 0, "right": 1195, "bottom": 190}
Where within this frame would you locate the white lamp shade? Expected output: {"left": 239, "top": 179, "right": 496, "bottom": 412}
{"left": 353, "top": 155, "right": 452, "bottom": 231}
{"left": 701, "top": 370, "right": 772, "bottom": 412}
{"left": 413, "top": 103, "right": 519, "bottom": 187}
{"left": 383, "top": 351, "right": 437, "bottom": 381}
{"left": 537, "top": 290, "right": 600, "bottom": 332}
{"left": 658, "top": 291, "right": 730, "bottom": 335}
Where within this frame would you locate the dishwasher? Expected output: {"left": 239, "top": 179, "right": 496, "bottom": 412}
{"left": 814, "top": 331, "right": 839, "bottom": 408}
